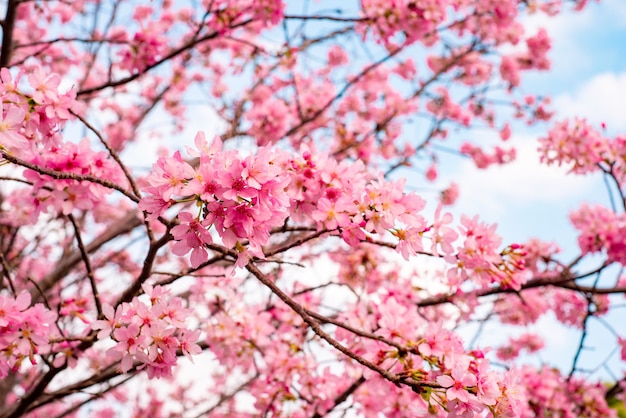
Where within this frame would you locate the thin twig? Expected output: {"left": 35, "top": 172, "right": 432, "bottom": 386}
{"left": 68, "top": 214, "right": 103, "bottom": 319}
{"left": 0, "top": 252, "right": 16, "bottom": 294}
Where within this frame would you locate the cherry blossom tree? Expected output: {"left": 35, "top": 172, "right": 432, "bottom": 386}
{"left": 0, "top": 0, "right": 624, "bottom": 417}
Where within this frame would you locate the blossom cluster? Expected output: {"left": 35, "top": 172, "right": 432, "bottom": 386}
{"left": 22, "top": 139, "right": 125, "bottom": 221}
{"left": 92, "top": 285, "right": 201, "bottom": 379}
{"left": 0, "top": 67, "right": 76, "bottom": 152}
{"left": 539, "top": 118, "right": 610, "bottom": 174}
{"left": 0, "top": 0, "right": 622, "bottom": 417}
{"left": 333, "top": 302, "right": 527, "bottom": 417}
{"left": 518, "top": 366, "right": 616, "bottom": 417}
{"left": 140, "top": 133, "right": 292, "bottom": 267}
{"left": 496, "top": 333, "right": 545, "bottom": 361}
{"left": 140, "top": 133, "right": 436, "bottom": 267}
{"left": 447, "top": 215, "right": 527, "bottom": 290}
{"left": 570, "top": 203, "right": 626, "bottom": 265}
{"left": 460, "top": 142, "right": 516, "bottom": 169}
{"left": 359, "top": 0, "right": 447, "bottom": 47}
{"left": 0, "top": 292, "right": 56, "bottom": 378}
{"left": 0, "top": 67, "right": 125, "bottom": 222}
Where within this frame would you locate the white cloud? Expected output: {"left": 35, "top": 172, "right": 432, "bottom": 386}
{"left": 446, "top": 134, "right": 596, "bottom": 219}
{"left": 553, "top": 71, "right": 626, "bottom": 131}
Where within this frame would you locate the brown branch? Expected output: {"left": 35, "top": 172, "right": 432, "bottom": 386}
{"left": 0, "top": 150, "right": 139, "bottom": 203}
{"left": 556, "top": 282, "right": 626, "bottom": 294}
{"left": 33, "top": 210, "right": 142, "bottom": 301}
{"left": 14, "top": 36, "right": 128, "bottom": 49}
{"left": 242, "top": 260, "right": 439, "bottom": 391}
{"left": 311, "top": 375, "right": 366, "bottom": 418}
{"left": 77, "top": 18, "right": 254, "bottom": 97}
{"left": 70, "top": 109, "right": 155, "bottom": 242}
{"left": 284, "top": 14, "right": 370, "bottom": 22}
{"left": 305, "top": 309, "right": 408, "bottom": 353}
{"left": 192, "top": 373, "right": 260, "bottom": 417}
{"left": 416, "top": 262, "right": 610, "bottom": 307}
{"left": 51, "top": 375, "right": 135, "bottom": 418}
{"left": 605, "top": 377, "right": 626, "bottom": 401}
{"left": 114, "top": 229, "right": 173, "bottom": 306}
{"left": 0, "top": 252, "right": 16, "bottom": 294}
{"left": 0, "top": 0, "right": 18, "bottom": 67}
{"left": 68, "top": 214, "right": 103, "bottom": 319}
{"left": 70, "top": 110, "right": 141, "bottom": 199}
{"left": 281, "top": 46, "right": 403, "bottom": 140}
{"left": 14, "top": 338, "right": 211, "bottom": 415}
{"left": 10, "top": 364, "right": 123, "bottom": 416}
{"left": 264, "top": 229, "right": 329, "bottom": 257}
{"left": 1, "top": 365, "right": 66, "bottom": 418}
{"left": 0, "top": 176, "right": 32, "bottom": 185}
{"left": 568, "top": 270, "right": 603, "bottom": 380}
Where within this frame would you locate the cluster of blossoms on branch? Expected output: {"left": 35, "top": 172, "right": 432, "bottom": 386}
{"left": 0, "top": 293, "right": 56, "bottom": 379}
{"left": 140, "top": 132, "right": 428, "bottom": 267}
{"left": 570, "top": 203, "right": 626, "bottom": 265}
{"left": 0, "top": 67, "right": 125, "bottom": 222}
{"left": 540, "top": 118, "right": 626, "bottom": 265}
{"left": 332, "top": 297, "right": 527, "bottom": 416}
{"left": 139, "top": 132, "right": 526, "bottom": 295}
{"left": 92, "top": 285, "right": 201, "bottom": 379}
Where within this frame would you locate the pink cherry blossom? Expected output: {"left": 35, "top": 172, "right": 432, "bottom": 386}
{"left": 437, "top": 364, "right": 478, "bottom": 403}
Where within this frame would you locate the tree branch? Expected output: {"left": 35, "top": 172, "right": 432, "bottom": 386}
{"left": 68, "top": 214, "right": 103, "bottom": 319}
{"left": 0, "top": 150, "right": 139, "bottom": 203}
{"left": 0, "top": 0, "right": 18, "bottom": 67}
{"left": 77, "top": 18, "right": 253, "bottom": 97}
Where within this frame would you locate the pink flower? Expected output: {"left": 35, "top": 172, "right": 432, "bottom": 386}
{"left": 311, "top": 197, "right": 351, "bottom": 230}
{"left": 0, "top": 292, "right": 30, "bottom": 327}
{"left": 394, "top": 227, "right": 424, "bottom": 260}
{"left": 216, "top": 158, "right": 257, "bottom": 201}
{"left": 425, "top": 163, "right": 438, "bottom": 181}
{"left": 500, "top": 123, "right": 512, "bottom": 140}
{"left": 437, "top": 365, "right": 477, "bottom": 403}
{"left": 28, "top": 66, "right": 61, "bottom": 103}
{"left": 178, "top": 329, "right": 202, "bottom": 362}
{"left": 0, "top": 101, "right": 28, "bottom": 150}
{"left": 109, "top": 324, "right": 145, "bottom": 372}
{"left": 170, "top": 211, "right": 212, "bottom": 268}
{"left": 430, "top": 204, "right": 458, "bottom": 257}
{"left": 441, "top": 182, "right": 459, "bottom": 206}
{"left": 146, "top": 151, "right": 195, "bottom": 200}
{"left": 113, "top": 324, "right": 144, "bottom": 355}
{"left": 144, "top": 322, "right": 177, "bottom": 355}
{"left": 138, "top": 190, "right": 171, "bottom": 221}
{"left": 91, "top": 304, "right": 124, "bottom": 339}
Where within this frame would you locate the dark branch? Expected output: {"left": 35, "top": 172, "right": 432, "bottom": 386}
{"left": 0, "top": 0, "right": 18, "bottom": 67}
